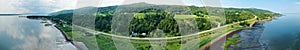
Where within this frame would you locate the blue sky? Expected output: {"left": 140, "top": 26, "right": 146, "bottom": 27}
{"left": 221, "top": 0, "right": 300, "bottom": 13}
{"left": 0, "top": 0, "right": 299, "bottom": 14}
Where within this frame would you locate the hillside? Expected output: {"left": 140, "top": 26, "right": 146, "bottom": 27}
{"left": 48, "top": 2, "right": 281, "bottom": 37}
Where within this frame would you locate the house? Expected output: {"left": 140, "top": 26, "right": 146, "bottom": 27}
{"left": 141, "top": 33, "right": 146, "bottom": 36}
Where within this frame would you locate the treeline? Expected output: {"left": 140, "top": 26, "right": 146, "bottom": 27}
{"left": 49, "top": 3, "right": 281, "bottom": 37}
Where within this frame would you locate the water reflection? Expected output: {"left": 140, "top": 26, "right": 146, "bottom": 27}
{"left": 0, "top": 16, "right": 76, "bottom": 50}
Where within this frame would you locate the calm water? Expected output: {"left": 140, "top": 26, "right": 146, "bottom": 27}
{"left": 0, "top": 15, "right": 76, "bottom": 50}
{"left": 231, "top": 14, "right": 300, "bottom": 50}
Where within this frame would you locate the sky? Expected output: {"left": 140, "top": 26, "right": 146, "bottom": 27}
{"left": 0, "top": 0, "right": 300, "bottom": 14}
{"left": 221, "top": 0, "right": 300, "bottom": 13}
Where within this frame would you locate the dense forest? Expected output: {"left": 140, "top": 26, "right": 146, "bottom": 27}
{"left": 48, "top": 3, "right": 281, "bottom": 37}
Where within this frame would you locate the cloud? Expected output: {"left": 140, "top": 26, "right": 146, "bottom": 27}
{"left": 98, "top": 0, "right": 124, "bottom": 7}
{"left": 12, "top": 0, "right": 76, "bottom": 13}
{"left": 13, "top": 0, "right": 57, "bottom": 13}
{"left": 97, "top": 0, "right": 190, "bottom": 7}
{"left": 4, "top": 0, "right": 203, "bottom": 14}
{"left": 296, "top": 2, "right": 300, "bottom": 4}
{"left": 0, "top": 0, "right": 19, "bottom": 14}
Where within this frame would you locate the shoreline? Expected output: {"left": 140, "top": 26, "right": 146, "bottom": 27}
{"left": 54, "top": 25, "right": 73, "bottom": 43}
{"left": 199, "top": 27, "right": 249, "bottom": 50}
{"left": 54, "top": 24, "right": 89, "bottom": 50}
{"left": 200, "top": 16, "right": 279, "bottom": 50}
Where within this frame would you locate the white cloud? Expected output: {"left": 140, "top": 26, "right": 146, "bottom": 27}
{"left": 296, "top": 2, "right": 300, "bottom": 4}
{"left": 98, "top": 0, "right": 124, "bottom": 7}
{"left": 14, "top": 0, "right": 77, "bottom": 13}
{"left": 0, "top": 0, "right": 19, "bottom": 14}
{"left": 97, "top": 0, "right": 193, "bottom": 7}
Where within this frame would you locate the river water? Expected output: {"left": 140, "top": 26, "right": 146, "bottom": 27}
{"left": 227, "top": 14, "right": 300, "bottom": 50}
{"left": 0, "top": 15, "right": 76, "bottom": 50}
